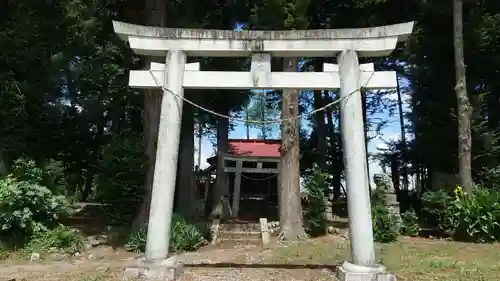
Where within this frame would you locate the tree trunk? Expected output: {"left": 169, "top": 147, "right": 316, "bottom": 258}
{"left": 133, "top": 89, "right": 161, "bottom": 228}
{"left": 396, "top": 76, "right": 409, "bottom": 190}
{"left": 245, "top": 109, "right": 250, "bottom": 139}
{"left": 453, "top": 0, "right": 473, "bottom": 196}
{"left": 197, "top": 124, "right": 203, "bottom": 169}
{"left": 326, "top": 104, "right": 341, "bottom": 200}
{"left": 279, "top": 57, "right": 306, "bottom": 241}
{"left": 361, "top": 90, "right": 370, "bottom": 186}
{"left": 81, "top": 169, "right": 94, "bottom": 201}
{"left": 0, "top": 147, "right": 9, "bottom": 177}
{"left": 260, "top": 94, "right": 268, "bottom": 139}
{"left": 313, "top": 59, "right": 327, "bottom": 173}
{"left": 210, "top": 116, "right": 230, "bottom": 219}
{"left": 131, "top": 0, "right": 167, "bottom": 229}
{"left": 176, "top": 102, "right": 196, "bottom": 217}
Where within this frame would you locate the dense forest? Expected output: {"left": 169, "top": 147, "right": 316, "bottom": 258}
{"left": 1, "top": 0, "right": 500, "bottom": 253}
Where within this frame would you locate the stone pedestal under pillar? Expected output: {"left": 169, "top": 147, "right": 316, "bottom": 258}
{"left": 122, "top": 256, "right": 184, "bottom": 281}
{"left": 336, "top": 262, "right": 397, "bottom": 281}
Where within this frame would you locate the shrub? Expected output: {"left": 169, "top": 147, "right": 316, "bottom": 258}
{"left": 95, "top": 131, "right": 146, "bottom": 225}
{"left": 11, "top": 158, "right": 66, "bottom": 194}
{"left": 452, "top": 186, "right": 500, "bottom": 242}
{"left": 398, "top": 189, "right": 420, "bottom": 214}
{"left": 302, "top": 168, "right": 328, "bottom": 237}
{"left": 26, "top": 225, "right": 83, "bottom": 254}
{"left": 0, "top": 176, "right": 72, "bottom": 244}
{"left": 125, "top": 214, "right": 206, "bottom": 253}
{"left": 371, "top": 187, "right": 386, "bottom": 205}
{"left": 400, "top": 209, "right": 420, "bottom": 237}
{"left": 193, "top": 221, "right": 213, "bottom": 243}
{"left": 125, "top": 227, "right": 147, "bottom": 253}
{"left": 170, "top": 215, "right": 205, "bottom": 251}
{"left": 420, "top": 189, "right": 458, "bottom": 234}
{"left": 478, "top": 166, "right": 500, "bottom": 189}
{"left": 372, "top": 203, "right": 399, "bottom": 243}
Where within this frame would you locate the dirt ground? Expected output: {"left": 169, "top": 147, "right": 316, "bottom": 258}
{"left": 1, "top": 236, "right": 499, "bottom": 281}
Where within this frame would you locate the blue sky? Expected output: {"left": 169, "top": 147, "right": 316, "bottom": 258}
{"left": 194, "top": 76, "right": 412, "bottom": 185}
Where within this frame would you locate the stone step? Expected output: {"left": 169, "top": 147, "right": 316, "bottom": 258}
{"left": 217, "top": 230, "right": 261, "bottom": 238}
{"left": 219, "top": 223, "right": 260, "bottom": 232}
{"left": 217, "top": 236, "right": 261, "bottom": 242}
{"left": 216, "top": 230, "right": 262, "bottom": 243}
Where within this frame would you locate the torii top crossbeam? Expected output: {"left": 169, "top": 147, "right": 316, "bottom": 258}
{"left": 112, "top": 21, "right": 414, "bottom": 58}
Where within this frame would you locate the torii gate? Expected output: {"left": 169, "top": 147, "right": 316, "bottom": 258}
{"left": 113, "top": 21, "right": 414, "bottom": 281}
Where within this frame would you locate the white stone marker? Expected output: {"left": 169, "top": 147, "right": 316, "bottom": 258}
{"left": 113, "top": 20, "right": 414, "bottom": 281}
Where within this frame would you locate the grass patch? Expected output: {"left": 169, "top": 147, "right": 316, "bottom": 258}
{"left": 266, "top": 237, "right": 500, "bottom": 281}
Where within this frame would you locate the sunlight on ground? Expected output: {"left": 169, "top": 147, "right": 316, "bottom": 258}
{"left": 2, "top": 236, "right": 499, "bottom": 281}
{"left": 268, "top": 237, "right": 500, "bottom": 281}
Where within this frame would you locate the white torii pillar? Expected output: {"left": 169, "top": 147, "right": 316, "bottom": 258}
{"left": 323, "top": 60, "right": 381, "bottom": 271}
{"left": 144, "top": 60, "right": 199, "bottom": 262}
{"left": 113, "top": 20, "right": 414, "bottom": 281}
{"left": 338, "top": 51, "right": 378, "bottom": 268}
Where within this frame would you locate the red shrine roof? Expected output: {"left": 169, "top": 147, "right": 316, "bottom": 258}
{"left": 204, "top": 139, "right": 281, "bottom": 167}
{"left": 228, "top": 139, "right": 281, "bottom": 157}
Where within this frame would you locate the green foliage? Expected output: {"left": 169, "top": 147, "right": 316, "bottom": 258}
{"left": 0, "top": 248, "right": 9, "bottom": 260}
{"left": 452, "top": 186, "right": 500, "bottom": 242}
{"left": 0, "top": 176, "right": 72, "bottom": 243}
{"left": 370, "top": 186, "right": 399, "bottom": 242}
{"left": 421, "top": 189, "right": 458, "bottom": 233}
{"left": 371, "top": 187, "right": 386, "bottom": 206}
{"left": 95, "top": 131, "right": 146, "bottom": 225}
{"left": 400, "top": 209, "right": 421, "bottom": 237}
{"left": 421, "top": 185, "right": 500, "bottom": 242}
{"left": 302, "top": 168, "right": 328, "bottom": 237}
{"left": 26, "top": 225, "right": 83, "bottom": 254}
{"left": 11, "top": 158, "right": 66, "bottom": 194}
{"left": 371, "top": 201, "right": 399, "bottom": 243}
{"left": 125, "top": 227, "right": 147, "bottom": 253}
{"left": 193, "top": 221, "right": 213, "bottom": 244}
{"left": 170, "top": 214, "right": 206, "bottom": 251}
{"left": 478, "top": 167, "right": 500, "bottom": 189}
{"left": 125, "top": 214, "right": 206, "bottom": 253}
{"left": 11, "top": 158, "right": 45, "bottom": 183}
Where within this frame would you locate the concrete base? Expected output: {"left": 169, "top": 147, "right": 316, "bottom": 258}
{"left": 122, "top": 256, "right": 184, "bottom": 281}
{"left": 336, "top": 262, "right": 396, "bottom": 281}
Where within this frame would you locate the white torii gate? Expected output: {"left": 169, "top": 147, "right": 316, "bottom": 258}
{"left": 113, "top": 21, "right": 414, "bottom": 281}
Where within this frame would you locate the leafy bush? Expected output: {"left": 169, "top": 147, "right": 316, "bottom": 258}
{"left": 371, "top": 187, "right": 386, "bottom": 205}
{"left": 26, "top": 225, "right": 83, "bottom": 254}
{"left": 302, "top": 168, "right": 328, "bottom": 237}
{"left": 370, "top": 186, "right": 399, "bottom": 242}
{"left": 0, "top": 176, "right": 72, "bottom": 244}
{"left": 95, "top": 131, "right": 146, "bottom": 225}
{"left": 193, "top": 221, "right": 213, "bottom": 243}
{"left": 372, "top": 203, "right": 399, "bottom": 243}
{"left": 170, "top": 215, "right": 205, "bottom": 251}
{"left": 420, "top": 185, "right": 500, "bottom": 242}
{"left": 400, "top": 209, "right": 420, "bottom": 237}
{"left": 398, "top": 189, "right": 420, "bottom": 214}
{"left": 125, "top": 227, "right": 147, "bottom": 253}
{"left": 125, "top": 214, "right": 206, "bottom": 253}
{"left": 11, "top": 158, "right": 66, "bottom": 194}
{"left": 421, "top": 189, "right": 458, "bottom": 233}
{"left": 452, "top": 186, "right": 500, "bottom": 242}
{"left": 478, "top": 166, "right": 500, "bottom": 189}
